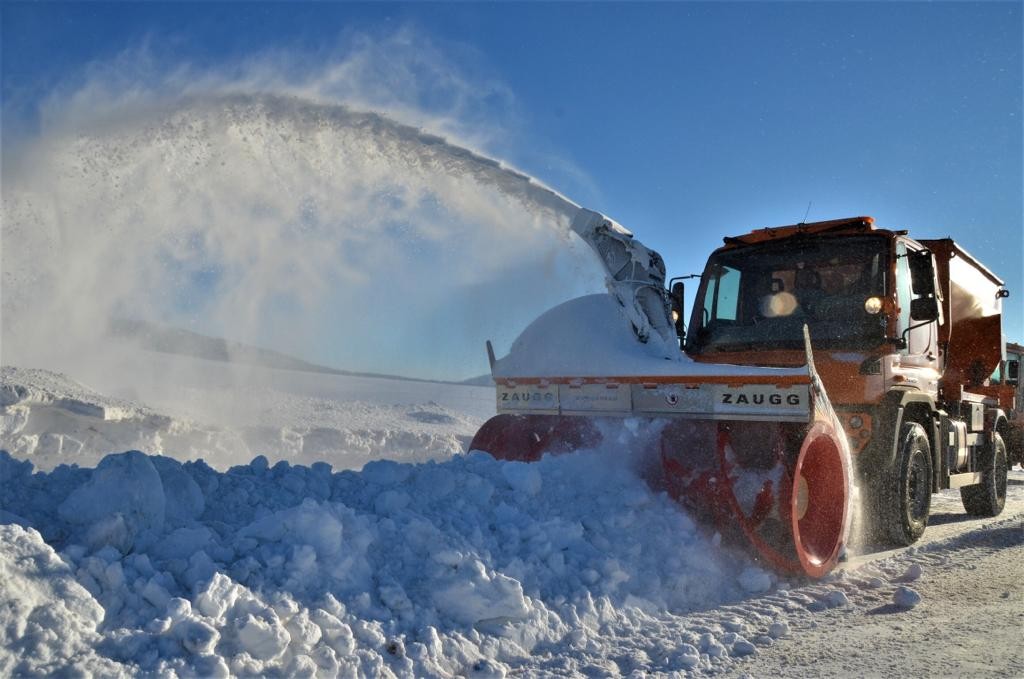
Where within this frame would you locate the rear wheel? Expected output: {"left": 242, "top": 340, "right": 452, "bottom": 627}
{"left": 879, "top": 422, "right": 932, "bottom": 546}
{"left": 961, "top": 432, "right": 1007, "bottom": 517}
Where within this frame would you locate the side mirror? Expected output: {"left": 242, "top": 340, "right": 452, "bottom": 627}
{"left": 908, "top": 249, "right": 936, "bottom": 296}
{"left": 671, "top": 281, "right": 686, "bottom": 339}
{"left": 910, "top": 296, "right": 940, "bottom": 322}
{"left": 1008, "top": 359, "right": 1020, "bottom": 384}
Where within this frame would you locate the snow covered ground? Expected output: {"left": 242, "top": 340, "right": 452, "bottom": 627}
{"left": 1, "top": 361, "right": 1022, "bottom": 677}
{"left": 2, "top": 363, "right": 492, "bottom": 472}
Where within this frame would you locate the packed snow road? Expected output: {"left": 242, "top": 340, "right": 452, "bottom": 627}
{"left": 1, "top": 365, "right": 1022, "bottom": 677}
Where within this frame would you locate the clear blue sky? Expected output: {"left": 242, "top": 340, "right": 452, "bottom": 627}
{"left": 3, "top": 2, "right": 1022, "bottom": 369}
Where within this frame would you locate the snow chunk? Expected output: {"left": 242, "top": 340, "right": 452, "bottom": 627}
{"left": 501, "top": 461, "right": 542, "bottom": 496}
{"left": 824, "top": 589, "right": 850, "bottom": 608}
{"left": 467, "top": 657, "right": 509, "bottom": 679}
{"left": 432, "top": 561, "right": 530, "bottom": 625}
{"left": 731, "top": 637, "right": 758, "bottom": 656}
{"left": 374, "top": 489, "right": 411, "bottom": 515}
{"left": 236, "top": 613, "right": 291, "bottom": 661}
{"left": 58, "top": 451, "right": 166, "bottom": 550}
{"left": 899, "top": 563, "right": 924, "bottom": 582}
{"left": 361, "top": 459, "right": 411, "bottom": 486}
{"left": 151, "top": 456, "right": 205, "bottom": 526}
{"left": 674, "top": 643, "right": 701, "bottom": 668}
{"left": 893, "top": 586, "right": 922, "bottom": 609}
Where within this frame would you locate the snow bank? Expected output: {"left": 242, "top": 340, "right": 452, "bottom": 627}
{"left": 5, "top": 449, "right": 1019, "bottom": 676}
{"left": 0, "top": 446, "right": 763, "bottom": 676}
{"left": 1, "top": 366, "right": 485, "bottom": 471}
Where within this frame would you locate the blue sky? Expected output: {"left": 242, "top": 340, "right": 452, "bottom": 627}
{"left": 3, "top": 2, "right": 1022, "bottom": 373}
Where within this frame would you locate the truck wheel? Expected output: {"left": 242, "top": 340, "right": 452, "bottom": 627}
{"left": 960, "top": 432, "right": 1007, "bottom": 517}
{"left": 881, "top": 422, "right": 932, "bottom": 546}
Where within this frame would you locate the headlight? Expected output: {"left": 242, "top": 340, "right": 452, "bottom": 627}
{"left": 864, "top": 297, "right": 883, "bottom": 315}
{"left": 671, "top": 309, "right": 680, "bottom": 322}
{"left": 849, "top": 415, "right": 864, "bottom": 429}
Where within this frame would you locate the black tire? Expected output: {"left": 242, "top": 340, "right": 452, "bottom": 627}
{"left": 961, "top": 432, "right": 1007, "bottom": 517}
{"left": 879, "top": 422, "right": 933, "bottom": 546}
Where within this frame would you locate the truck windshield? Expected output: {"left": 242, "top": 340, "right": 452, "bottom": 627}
{"left": 687, "top": 236, "right": 889, "bottom": 353}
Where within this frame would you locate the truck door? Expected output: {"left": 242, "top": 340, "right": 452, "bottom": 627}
{"left": 895, "top": 241, "right": 940, "bottom": 372}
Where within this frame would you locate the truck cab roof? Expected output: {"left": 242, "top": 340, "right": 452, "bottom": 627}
{"left": 721, "top": 216, "right": 883, "bottom": 248}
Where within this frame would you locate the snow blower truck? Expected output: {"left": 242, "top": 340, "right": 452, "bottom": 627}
{"left": 470, "top": 210, "right": 1017, "bottom": 578}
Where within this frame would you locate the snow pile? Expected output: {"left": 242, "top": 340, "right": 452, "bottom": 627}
{"left": 1, "top": 366, "right": 487, "bottom": 471}
{"left": 3, "top": 455, "right": 1022, "bottom": 676}
{"left": 0, "top": 524, "right": 124, "bottom": 677}
{"left": 0, "top": 446, "right": 762, "bottom": 676}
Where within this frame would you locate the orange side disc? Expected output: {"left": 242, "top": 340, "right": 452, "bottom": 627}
{"left": 469, "top": 414, "right": 602, "bottom": 462}
{"left": 661, "top": 418, "right": 849, "bottom": 578}
{"left": 789, "top": 421, "right": 849, "bottom": 577}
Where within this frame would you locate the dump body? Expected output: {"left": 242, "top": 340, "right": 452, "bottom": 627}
{"left": 922, "top": 238, "right": 1006, "bottom": 396}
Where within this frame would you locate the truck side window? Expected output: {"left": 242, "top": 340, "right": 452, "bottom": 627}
{"left": 709, "top": 265, "right": 740, "bottom": 322}
{"left": 896, "top": 242, "right": 912, "bottom": 338}
{"left": 896, "top": 241, "right": 936, "bottom": 357}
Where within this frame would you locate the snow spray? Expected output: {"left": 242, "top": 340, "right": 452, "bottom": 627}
{"left": 2, "top": 93, "right": 602, "bottom": 390}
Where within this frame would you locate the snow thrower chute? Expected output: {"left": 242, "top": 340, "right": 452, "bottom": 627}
{"left": 470, "top": 210, "right": 852, "bottom": 577}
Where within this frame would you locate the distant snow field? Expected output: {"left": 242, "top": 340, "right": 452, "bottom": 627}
{"left": 1, "top": 362, "right": 1022, "bottom": 677}
{"left": 2, "top": 364, "right": 492, "bottom": 472}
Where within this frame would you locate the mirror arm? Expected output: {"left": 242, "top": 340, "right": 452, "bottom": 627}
{"left": 892, "top": 318, "right": 934, "bottom": 350}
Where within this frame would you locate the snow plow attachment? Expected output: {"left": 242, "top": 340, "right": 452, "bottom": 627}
{"left": 472, "top": 210, "right": 851, "bottom": 577}
{"left": 657, "top": 390, "right": 850, "bottom": 578}
{"left": 471, "top": 323, "right": 852, "bottom": 578}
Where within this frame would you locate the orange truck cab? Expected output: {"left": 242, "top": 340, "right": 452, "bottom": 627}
{"left": 679, "top": 216, "right": 1019, "bottom": 544}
